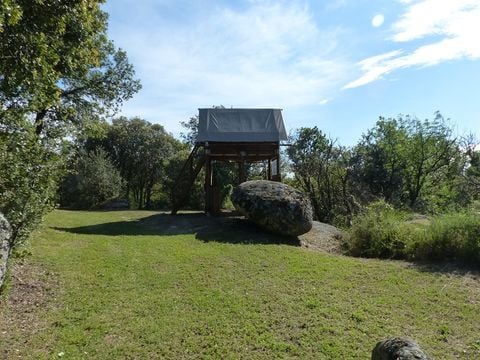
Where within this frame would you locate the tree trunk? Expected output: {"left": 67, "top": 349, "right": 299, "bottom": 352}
{"left": 34, "top": 109, "right": 48, "bottom": 136}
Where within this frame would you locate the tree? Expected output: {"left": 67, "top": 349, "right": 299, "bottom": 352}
{"left": 0, "top": 127, "right": 62, "bottom": 242}
{"left": 0, "top": 1, "right": 140, "bottom": 246}
{"left": 403, "top": 113, "right": 460, "bottom": 208}
{"left": 351, "top": 118, "right": 408, "bottom": 206}
{"left": 351, "top": 113, "right": 464, "bottom": 212}
{"left": 0, "top": 0, "right": 141, "bottom": 137}
{"left": 180, "top": 115, "right": 200, "bottom": 146}
{"left": 86, "top": 117, "right": 182, "bottom": 209}
{"left": 287, "top": 127, "right": 355, "bottom": 224}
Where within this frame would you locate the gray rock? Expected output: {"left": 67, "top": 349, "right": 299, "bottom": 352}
{"left": 372, "top": 337, "right": 432, "bottom": 360}
{"left": 299, "top": 221, "right": 345, "bottom": 253}
{"left": 231, "top": 180, "right": 313, "bottom": 237}
{"left": 0, "top": 212, "right": 12, "bottom": 288}
{"left": 101, "top": 198, "right": 129, "bottom": 210}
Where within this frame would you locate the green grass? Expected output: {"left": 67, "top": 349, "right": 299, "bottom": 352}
{"left": 1, "top": 210, "right": 479, "bottom": 359}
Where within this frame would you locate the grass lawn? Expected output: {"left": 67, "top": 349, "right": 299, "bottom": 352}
{"left": 1, "top": 210, "right": 479, "bottom": 359}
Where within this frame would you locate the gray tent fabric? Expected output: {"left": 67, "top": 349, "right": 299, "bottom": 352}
{"left": 197, "top": 108, "right": 287, "bottom": 142}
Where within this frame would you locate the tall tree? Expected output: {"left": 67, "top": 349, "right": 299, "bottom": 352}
{"left": 0, "top": 0, "right": 140, "bottom": 246}
{"left": 351, "top": 113, "right": 463, "bottom": 211}
{"left": 88, "top": 117, "right": 181, "bottom": 209}
{"left": 351, "top": 118, "right": 408, "bottom": 206}
{"left": 287, "top": 127, "right": 354, "bottom": 223}
{"left": 0, "top": 0, "right": 141, "bottom": 136}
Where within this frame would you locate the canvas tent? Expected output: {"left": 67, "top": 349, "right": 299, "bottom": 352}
{"left": 197, "top": 108, "right": 287, "bottom": 142}
{"left": 171, "top": 108, "right": 287, "bottom": 215}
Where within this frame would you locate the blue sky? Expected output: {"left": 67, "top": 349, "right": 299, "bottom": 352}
{"left": 104, "top": 0, "right": 480, "bottom": 146}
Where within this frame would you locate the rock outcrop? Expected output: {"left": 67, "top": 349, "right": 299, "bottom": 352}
{"left": 372, "top": 337, "right": 432, "bottom": 360}
{"left": 0, "top": 212, "right": 12, "bottom": 288}
{"left": 231, "top": 180, "right": 313, "bottom": 237}
{"left": 299, "top": 221, "right": 345, "bottom": 253}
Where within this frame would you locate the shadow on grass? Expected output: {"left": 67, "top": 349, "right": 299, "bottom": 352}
{"left": 52, "top": 212, "right": 300, "bottom": 246}
{"left": 408, "top": 261, "right": 480, "bottom": 277}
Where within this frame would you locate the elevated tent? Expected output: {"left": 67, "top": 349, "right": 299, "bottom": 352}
{"left": 197, "top": 108, "right": 287, "bottom": 142}
{"left": 171, "top": 108, "right": 287, "bottom": 215}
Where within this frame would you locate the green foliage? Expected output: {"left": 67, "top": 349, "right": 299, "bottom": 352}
{"left": 0, "top": 0, "right": 141, "bottom": 137}
{"left": 414, "top": 212, "right": 480, "bottom": 264}
{"left": 180, "top": 115, "right": 199, "bottom": 146}
{"left": 0, "top": 121, "right": 64, "bottom": 245}
{"left": 287, "top": 127, "right": 355, "bottom": 224}
{"left": 0, "top": 1, "right": 140, "bottom": 247}
{"left": 352, "top": 113, "right": 464, "bottom": 212}
{"left": 347, "top": 200, "right": 413, "bottom": 259}
{"left": 348, "top": 202, "right": 480, "bottom": 264}
{"left": 0, "top": 0, "right": 22, "bottom": 32}
{"left": 59, "top": 149, "right": 123, "bottom": 209}
{"left": 85, "top": 117, "right": 181, "bottom": 209}
{"left": 351, "top": 118, "right": 408, "bottom": 206}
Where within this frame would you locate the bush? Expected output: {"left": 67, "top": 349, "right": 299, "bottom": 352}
{"left": 59, "top": 149, "right": 124, "bottom": 209}
{"left": 347, "top": 201, "right": 480, "bottom": 265}
{"left": 414, "top": 212, "right": 480, "bottom": 264}
{"left": 347, "top": 200, "right": 414, "bottom": 259}
{"left": 0, "top": 128, "right": 64, "bottom": 246}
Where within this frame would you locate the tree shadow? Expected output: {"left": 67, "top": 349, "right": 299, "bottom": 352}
{"left": 52, "top": 212, "right": 300, "bottom": 246}
{"left": 407, "top": 260, "right": 480, "bottom": 277}
{"left": 195, "top": 217, "right": 300, "bottom": 246}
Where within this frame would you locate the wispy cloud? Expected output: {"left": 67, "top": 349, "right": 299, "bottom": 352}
{"left": 344, "top": 0, "right": 480, "bottom": 89}
{"left": 108, "top": 0, "right": 349, "bottom": 130}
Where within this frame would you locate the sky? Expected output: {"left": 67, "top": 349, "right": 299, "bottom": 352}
{"left": 103, "top": 0, "right": 480, "bottom": 146}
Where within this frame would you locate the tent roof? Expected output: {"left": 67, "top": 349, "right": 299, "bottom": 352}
{"left": 197, "top": 108, "right": 287, "bottom": 142}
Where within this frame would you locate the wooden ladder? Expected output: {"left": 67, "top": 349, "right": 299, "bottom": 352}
{"left": 170, "top": 144, "right": 206, "bottom": 214}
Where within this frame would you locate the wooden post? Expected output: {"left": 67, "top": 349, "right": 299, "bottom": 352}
{"left": 267, "top": 159, "right": 272, "bottom": 180}
{"left": 238, "top": 160, "right": 246, "bottom": 184}
{"left": 276, "top": 156, "right": 281, "bottom": 181}
{"left": 276, "top": 144, "right": 281, "bottom": 181}
{"left": 205, "top": 157, "right": 213, "bottom": 213}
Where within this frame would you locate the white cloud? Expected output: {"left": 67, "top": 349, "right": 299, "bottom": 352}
{"left": 107, "top": 1, "right": 349, "bottom": 131}
{"left": 345, "top": 0, "right": 480, "bottom": 89}
{"left": 318, "top": 98, "right": 330, "bottom": 105}
{"left": 371, "top": 14, "right": 384, "bottom": 28}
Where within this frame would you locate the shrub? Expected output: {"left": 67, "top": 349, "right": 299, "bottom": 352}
{"left": 414, "top": 212, "right": 480, "bottom": 264}
{"left": 59, "top": 149, "right": 124, "bottom": 209}
{"left": 0, "top": 128, "right": 64, "bottom": 246}
{"left": 347, "top": 201, "right": 480, "bottom": 265}
{"left": 347, "top": 200, "right": 414, "bottom": 259}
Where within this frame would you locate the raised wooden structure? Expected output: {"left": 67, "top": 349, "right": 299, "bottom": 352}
{"left": 171, "top": 108, "right": 287, "bottom": 214}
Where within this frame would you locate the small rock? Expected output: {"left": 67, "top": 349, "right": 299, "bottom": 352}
{"left": 372, "top": 337, "right": 432, "bottom": 360}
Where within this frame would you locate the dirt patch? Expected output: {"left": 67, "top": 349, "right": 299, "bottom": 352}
{"left": 0, "top": 259, "right": 61, "bottom": 358}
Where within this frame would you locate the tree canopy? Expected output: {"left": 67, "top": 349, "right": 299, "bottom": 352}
{"left": 0, "top": 0, "right": 141, "bottom": 136}
{"left": 0, "top": 0, "right": 141, "bottom": 245}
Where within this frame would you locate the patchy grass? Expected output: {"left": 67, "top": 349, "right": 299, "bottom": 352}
{"left": 1, "top": 210, "right": 479, "bottom": 359}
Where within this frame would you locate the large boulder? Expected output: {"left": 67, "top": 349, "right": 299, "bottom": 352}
{"left": 231, "top": 180, "right": 313, "bottom": 237}
{"left": 372, "top": 337, "right": 432, "bottom": 360}
{"left": 0, "top": 212, "right": 12, "bottom": 288}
